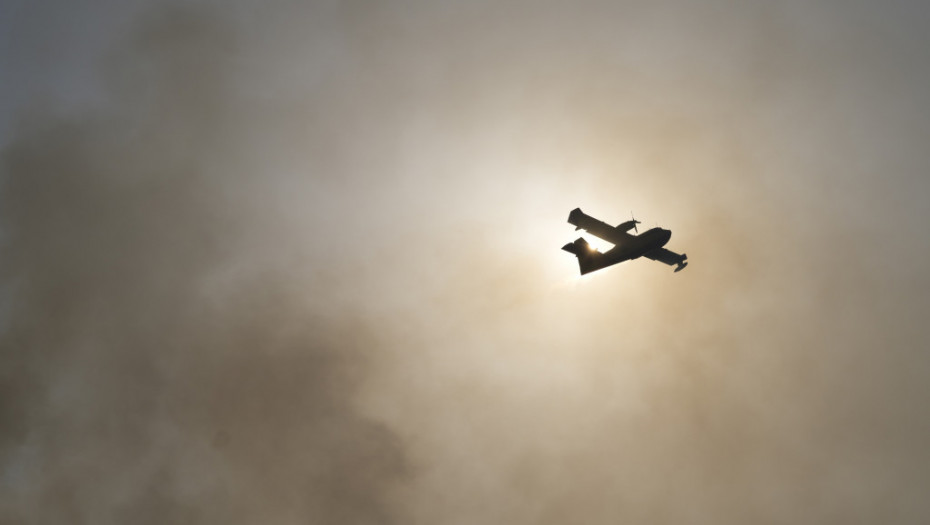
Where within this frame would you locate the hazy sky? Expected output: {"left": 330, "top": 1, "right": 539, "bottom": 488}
{"left": 2, "top": 1, "right": 930, "bottom": 523}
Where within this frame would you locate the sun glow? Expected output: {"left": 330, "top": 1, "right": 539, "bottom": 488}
{"left": 582, "top": 235, "right": 613, "bottom": 253}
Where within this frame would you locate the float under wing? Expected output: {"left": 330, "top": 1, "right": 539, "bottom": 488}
{"left": 643, "top": 247, "right": 689, "bottom": 272}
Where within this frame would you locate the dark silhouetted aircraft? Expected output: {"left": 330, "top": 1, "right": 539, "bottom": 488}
{"left": 561, "top": 208, "right": 688, "bottom": 275}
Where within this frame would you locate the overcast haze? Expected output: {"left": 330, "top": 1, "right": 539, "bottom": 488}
{"left": 2, "top": 1, "right": 930, "bottom": 523}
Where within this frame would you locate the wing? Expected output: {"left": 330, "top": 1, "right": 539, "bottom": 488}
{"left": 567, "top": 208, "right": 634, "bottom": 246}
{"left": 643, "top": 247, "right": 689, "bottom": 272}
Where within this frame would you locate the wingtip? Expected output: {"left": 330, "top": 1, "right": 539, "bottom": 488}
{"left": 567, "top": 207, "right": 584, "bottom": 225}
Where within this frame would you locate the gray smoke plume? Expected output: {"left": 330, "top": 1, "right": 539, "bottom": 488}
{"left": 4, "top": 1, "right": 930, "bottom": 524}
{"left": 0, "top": 6, "right": 406, "bottom": 524}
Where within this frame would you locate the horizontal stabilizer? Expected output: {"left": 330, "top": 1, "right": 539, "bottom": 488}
{"left": 561, "top": 237, "right": 590, "bottom": 256}
{"left": 561, "top": 237, "right": 603, "bottom": 275}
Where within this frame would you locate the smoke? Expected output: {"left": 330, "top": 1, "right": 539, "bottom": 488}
{"left": 0, "top": 6, "right": 406, "bottom": 524}
{"left": 4, "top": 1, "right": 930, "bottom": 524}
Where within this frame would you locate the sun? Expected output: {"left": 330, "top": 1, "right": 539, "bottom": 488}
{"left": 582, "top": 235, "right": 613, "bottom": 253}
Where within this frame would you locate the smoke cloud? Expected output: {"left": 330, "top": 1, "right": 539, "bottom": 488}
{"left": 3, "top": 1, "right": 930, "bottom": 524}
{"left": 1, "top": 6, "right": 406, "bottom": 524}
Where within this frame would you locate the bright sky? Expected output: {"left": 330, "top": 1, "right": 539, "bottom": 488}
{"left": 2, "top": 1, "right": 930, "bottom": 523}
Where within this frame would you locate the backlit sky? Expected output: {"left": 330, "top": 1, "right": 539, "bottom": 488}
{"left": 2, "top": 1, "right": 930, "bottom": 523}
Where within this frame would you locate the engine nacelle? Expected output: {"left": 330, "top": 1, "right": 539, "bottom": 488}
{"left": 616, "top": 220, "right": 639, "bottom": 232}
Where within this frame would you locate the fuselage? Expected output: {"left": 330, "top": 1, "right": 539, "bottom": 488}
{"left": 600, "top": 227, "right": 671, "bottom": 265}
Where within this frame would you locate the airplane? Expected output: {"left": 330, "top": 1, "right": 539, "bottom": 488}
{"left": 561, "top": 208, "right": 688, "bottom": 275}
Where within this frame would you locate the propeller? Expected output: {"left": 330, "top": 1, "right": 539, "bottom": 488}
{"left": 630, "top": 211, "right": 640, "bottom": 234}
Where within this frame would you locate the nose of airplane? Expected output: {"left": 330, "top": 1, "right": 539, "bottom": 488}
{"left": 661, "top": 228, "right": 672, "bottom": 242}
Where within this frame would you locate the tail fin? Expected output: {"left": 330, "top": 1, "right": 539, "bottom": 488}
{"left": 561, "top": 237, "right": 601, "bottom": 275}
{"left": 560, "top": 236, "right": 589, "bottom": 256}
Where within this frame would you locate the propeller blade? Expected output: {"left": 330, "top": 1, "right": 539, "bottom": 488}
{"left": 631, "top": 211, "right": 639, "bottom": 233}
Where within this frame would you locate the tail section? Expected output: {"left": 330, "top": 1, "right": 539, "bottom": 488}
{"left": 560, "top": 236, "right": 590, "bottom": 256}
{"left": 561, "top": 237, "right": 601, "bottom": 275}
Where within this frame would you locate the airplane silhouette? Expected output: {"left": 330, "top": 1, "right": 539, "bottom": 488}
{"left": 561, "top": 208, "right": 688, "bottom": 275}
